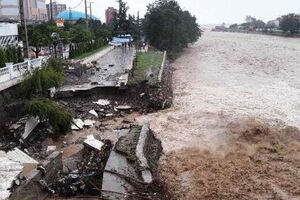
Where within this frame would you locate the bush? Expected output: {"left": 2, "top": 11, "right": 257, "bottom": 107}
{"left": 25, "top": 98, "right": 73, "bottom": 135}
{"left": 47, "top": 56, "right": 65, "bottom": 72}
{"left": 21, "top": 67, "right": 63, "bottom": 97}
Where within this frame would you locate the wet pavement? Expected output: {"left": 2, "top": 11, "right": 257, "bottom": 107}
{"left": 59, "top": 47, "right": 135, "bottom": 92}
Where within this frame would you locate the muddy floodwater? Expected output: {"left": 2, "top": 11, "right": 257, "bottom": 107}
{"left": 138, "top": 31, "right": 300, "bottom": 153}
{"left": 137, "top": 32, "right": 300, "bottom": 200}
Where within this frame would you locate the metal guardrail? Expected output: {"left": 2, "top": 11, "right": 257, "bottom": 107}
{"left": 0, "top": 57, "right": 47, "bottom": 88}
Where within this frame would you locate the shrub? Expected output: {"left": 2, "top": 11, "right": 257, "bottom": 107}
{"left": 21, "top": 67, "right": 63, "bottom": 97}
{"left": 25, "top": 98, "right": 73, "bottom": 135}
{"left": 47, "top": 56, "right": 65, "bottom": 72}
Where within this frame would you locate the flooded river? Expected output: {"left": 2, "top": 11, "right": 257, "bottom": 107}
{"left": 138, "top": 31, "right": 300, "bottom": 153}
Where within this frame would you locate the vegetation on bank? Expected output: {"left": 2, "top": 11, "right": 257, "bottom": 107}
{"left": 129, "top": 48, "right": 164, "bottom": 86}
{"left": 223, "top": 14, "right": 300, "bottom": 35}
{"left": 20, "top": 57, "right": 73, "bottom": 135}
{"left": 25, "top": 97, "right": 73, "bottom": 135}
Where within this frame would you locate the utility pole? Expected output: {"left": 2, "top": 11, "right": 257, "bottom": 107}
{"left": 89, "top": 2, "right": 94, "bottom": 20}
{"left": 50, "top": 0, "right": 53, "bottom": 21}
{"left": 19, "top": 0, "right": 29, "bottom": 58}
{"left": 85, "top": 0, "right": 88, "bottom": 29}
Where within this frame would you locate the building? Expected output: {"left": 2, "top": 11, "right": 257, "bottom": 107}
{"left": 56, "top": 10, "right": 99, "bottom": 23}
{"left": 105, "top": 7, "right": 116, "bottom": 24}
{"left": 0, "top": 22, "right": 18, "bottom": 48}
{"left": 46, "top": 2, "right": 66, "bottom": 20}
{"left": 0, "top": 0, "right": 47, "bottom": 21}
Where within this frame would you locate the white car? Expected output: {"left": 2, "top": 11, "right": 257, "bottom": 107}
{"left": 109, "top": 41, "right": 122, "bottom": 47}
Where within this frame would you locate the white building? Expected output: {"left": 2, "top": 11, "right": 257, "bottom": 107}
{"left": 0, "top": 22, "right": 18, "bottom": 48}
{"left": 0, "top": 0, "right": 47, "bottom": 21}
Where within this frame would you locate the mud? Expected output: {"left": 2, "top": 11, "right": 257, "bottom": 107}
{"left": 159, "top": 120, "right": 300, "bottom": 200}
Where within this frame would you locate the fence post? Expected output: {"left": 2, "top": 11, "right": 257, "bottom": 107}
{"left": 6, "top": 63, "right": 14, "bottom": 80}
{"left": 26, "top": 59, "right": 32, "bottom": 73}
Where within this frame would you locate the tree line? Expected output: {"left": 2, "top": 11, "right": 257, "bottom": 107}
{"left": 227, "top": 14, "right": 300, "bottom": 35}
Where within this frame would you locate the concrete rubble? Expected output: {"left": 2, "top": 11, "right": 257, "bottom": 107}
{"left": 89, "top": 110, "right": 99, "bottom": 118}
{"left": 93, "top": 99, "right": 110, "bottom": 106}
{"left": 0, "top": 148, "right": 38, "bottom": 200}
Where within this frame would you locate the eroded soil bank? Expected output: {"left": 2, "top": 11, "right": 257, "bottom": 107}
{"left": 137, "top": 32, "right": 300, "bottom": 200}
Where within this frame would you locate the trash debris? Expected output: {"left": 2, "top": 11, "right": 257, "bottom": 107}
{"left": 93, "top": 99, "right": 110, "bottom": 106}
{"left": 89, "top": 110, "right": 99, "bottom": 118}
{"left": 105, "top": 114, "right": 113, "bottom": 117}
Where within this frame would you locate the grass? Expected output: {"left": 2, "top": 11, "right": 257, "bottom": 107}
{"left": 74, "top": 45, "right": 108, "bottom": 60}
{"left": 129, "top": 48, "right": 164, "bottom": 86}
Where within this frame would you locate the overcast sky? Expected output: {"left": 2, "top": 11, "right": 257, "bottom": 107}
{"left": 47, "top": 0, "right": 300, "bottom": 25}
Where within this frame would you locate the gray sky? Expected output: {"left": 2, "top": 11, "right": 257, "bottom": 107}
{"left": 47, "top": 0, "right": 300, "bottom": 24}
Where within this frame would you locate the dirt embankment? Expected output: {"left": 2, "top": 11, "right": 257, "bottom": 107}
{"left": 159, "top": 119, "right": 300, "bottom": 200}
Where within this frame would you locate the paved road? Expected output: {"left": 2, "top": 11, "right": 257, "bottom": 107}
{"left": 137, "top": 31, "right": 300, "bottom": 153}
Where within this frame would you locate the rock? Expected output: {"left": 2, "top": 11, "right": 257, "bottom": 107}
{"left": 83, "top": 135, "right": 104, "bottom": 151}
{"left": 116, "top": 105, "right": 132, "bottom": 111}
{"left": 89, "top": 110, "right": 99, "bottom": 118}
{"left": 93, "top": 99, "right": 110, "bottom": 106}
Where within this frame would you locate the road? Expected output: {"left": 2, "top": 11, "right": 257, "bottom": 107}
{"left": 137, "top": 31, "right": 300, "bottom": 200}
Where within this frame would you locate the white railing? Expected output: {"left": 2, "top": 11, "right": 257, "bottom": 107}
{"left": 0, "top": 57, "right": 47, "bottom": 90}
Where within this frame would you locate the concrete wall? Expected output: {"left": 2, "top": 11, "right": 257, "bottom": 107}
{"left": 10, "top": 151, "right": 63, "bottom": 200}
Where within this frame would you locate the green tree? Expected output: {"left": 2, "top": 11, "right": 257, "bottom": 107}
{"left": 143, "top": 0, "right": 201, "bottom": 55}
{"left": 280, "top": 14, "right": 300, "bottom": 34}
{"left": 17, "top": 47, "right": 24, "bottom": 63}
{"left": 0, "top": 48, "right": 7, "bottom": 68}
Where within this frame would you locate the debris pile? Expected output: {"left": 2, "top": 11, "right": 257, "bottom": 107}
{"left": 49, "top": 136, "right": 112, "bottom": 197}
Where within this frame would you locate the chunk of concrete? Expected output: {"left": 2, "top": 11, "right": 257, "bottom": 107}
{"left": 22, "top": 116, "right": 40, "bottom": 140}
{"left": 84, "top": 119, "right": 96, "bottom": 127}
{"left": 115, "top": 105, "right": 132, "bottom": 111}
{"left": 102, "top": 150, "right": 138, "bottom": 200}
{"left": 89, "top": 110, "right": 99, "bottom": 118}
{"left": 93, "top": 99, "right": 110, "bottom": 106}
{"left": 71, "top": 119, "right": 84, "bottom": 130}
{"left": 136, "top": 123, "right": 153, "bottom": 183}
{"left": 83, "top": 135, "right": 104, "bottom": 151}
